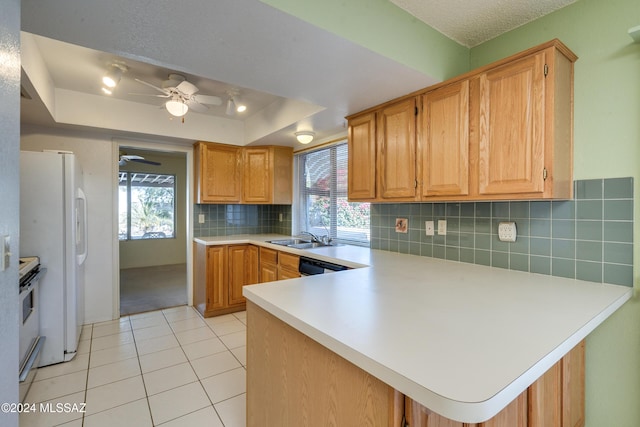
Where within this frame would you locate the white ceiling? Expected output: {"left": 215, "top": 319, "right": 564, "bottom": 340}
{"left": 391, "top": 0, "right": 577, "bottom": 47}
{"left": 20, "top": 0, "right": 574, "bottom": 147}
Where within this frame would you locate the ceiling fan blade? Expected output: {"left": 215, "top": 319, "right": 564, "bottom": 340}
{"left": 135, "top": 78, "right": 170, "bottom": 95}
{"left": 121, "top": 155, "right": 145, "bottom": 160}
{"left": 193, "top": 94, "right": 222, "bottom": 106}
{"left": 176, "top": 80, "right": 199, "bottom": 96}
{"left": 185, "top": 99, "right": 208, "bottom": 113}
{"left": 129, "top": 92, "right": 171, "bottom": 98}
{"left": 130, "top": 158, "right": 161, "bottom": 166}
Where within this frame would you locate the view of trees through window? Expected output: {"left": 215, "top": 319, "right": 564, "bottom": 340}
{"left": 118, "top": 172, "right": 176, "bottom": 240}
{"left": 296, "top": 142, "right": 370, "bottom": 245}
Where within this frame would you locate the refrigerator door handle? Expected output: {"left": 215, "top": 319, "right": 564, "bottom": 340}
{"left": 76, "top": 188, "right": 88, "bottom": 266}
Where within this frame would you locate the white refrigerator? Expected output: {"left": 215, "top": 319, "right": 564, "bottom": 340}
{"left": 20, "top": 151, "right": 88, "bottom": 367}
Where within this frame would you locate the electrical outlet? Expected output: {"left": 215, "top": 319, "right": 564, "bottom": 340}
{"left": 437, "top": 220, "right": 447, "bottom": 235}
{"left": 198, "top": 214, "right": 205, "bottom": 224}
{"left": 279, "top": 213, "right": 283, "bottom": 222}
{"left": 425, "top": 221, "right": 434, "bottom": 236}
{"left": 498, "top": 222, "right": 517, "bottom": 242}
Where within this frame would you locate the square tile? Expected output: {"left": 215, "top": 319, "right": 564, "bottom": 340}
{"left": 84, "top": 376, "right": 146, "bottom": 416}
{"left": 163, "top": 306, "right": 200, "bottom": 322}
{"left": 90, "top": 342, "right": 138, "bottom": 368}
{"left": 26, "top": 370, "right": 87, "bottom": 403}
{"left": 92, "top": 319, "right": 132, "bottom": 338}
{"left": 148, "top": 382, "right": 211, "bottom": 425}
{"left": 175, "top": 326, "right": 216, "bottom": 345}
{"left": 215, "top": 393, "right": 246, "bottom": 427}
{"left": 201, "top": 367, "right": 246, "bottom": 403}
{"left": 135, "top": 334, "right": 180, "bottom": 356}
{"left": 190, "top": 350, "right": 241, "bottom": 380}
{"left": 139, "top": 347, "right": 187, "bottom": 374}
{"left": 143, "top": 362, "right": 198, "bottom": 396}
{"left": 83, "top": 398, "right": 152, "bottom": 427}
{"left": 181, "top": 337, "right": 227, "bottom": 361}
{"left": 210, "top": 320, "right": 246, "bottom": 337}
{"left": 91, "top": 331, "right": 135, "bottom": 352}
{"left": 133, "top": 324, "right": 174, "bottom": 342}
{"left": 169, "top": 316, "right": 207, "bottom": 333}
{"left": 604, "top": 177, "right": 633, "bottom": 199}
{"left": 87, "top": 357, "right": 141, "bottom": 389}
{"left": 131, "top": 314, "right": 168, "bottom": 330}
{"left": 575, "top": 179, "right": 602, "bottom": 200}
{"left": 604, "top": 263, "right": 634, "bottom": 286}
{"left": 77, "top": 339, "right": 91, "bottom": 355}
{"left": 156, "top": 406, "right": 223, "bottom": 427}
{"left": 231, "top": 346, "right": 246, "bottom": 366}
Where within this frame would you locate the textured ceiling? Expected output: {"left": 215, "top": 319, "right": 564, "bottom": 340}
{"left": 390, "top": 0, "right": 577, "bottom": 47}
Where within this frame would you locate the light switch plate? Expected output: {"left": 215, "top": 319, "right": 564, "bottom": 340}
{"left": 425, "top": 221, "right": 434, "bottom": 236}
{"left": 498, "top": 222, "right": 517, "bottom": 242}
{"left": 437, "top": 220, "right": 447, "bottom": 235}
{"left": 198, "top": 214, "right": 205, "bottom": 224}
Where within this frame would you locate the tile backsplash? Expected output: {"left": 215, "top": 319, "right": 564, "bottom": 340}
{"left": 370, "top": 178, "right": 634, "bottom": 286}
{"left": 193, "top": 204, "right": 291, "bottom": 237}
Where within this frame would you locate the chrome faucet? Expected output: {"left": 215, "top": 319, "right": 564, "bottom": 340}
{"left": 300, "top": 231, "right": 322, "bottom": 243}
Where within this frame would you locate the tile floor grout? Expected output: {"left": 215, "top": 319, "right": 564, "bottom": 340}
{"left": 21, "top": 305, "right": 247, "bottom": 427}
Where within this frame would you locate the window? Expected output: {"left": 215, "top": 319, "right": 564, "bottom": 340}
{"left": 118, "top": 172, "right": 176, "bottom": 240}
{"left": 294, "top": 142, "right": 370, "bottom": 246}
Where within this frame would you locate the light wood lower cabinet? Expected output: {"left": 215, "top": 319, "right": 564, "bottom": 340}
{"left": 247, "top": 302, "right": 585, "bottom": 427}
{"left": 193, "top": 243, "right": 258, "bottom": 317}
{"left": 278, "top": 252, "right": 301, "bottom": 279}
{"left": 258, "top": 247, "right": 278, "bottom": 283}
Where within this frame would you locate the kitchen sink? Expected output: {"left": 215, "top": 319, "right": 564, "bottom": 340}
{"left": 266, "top": 239, "right": 340, "bottom": 249}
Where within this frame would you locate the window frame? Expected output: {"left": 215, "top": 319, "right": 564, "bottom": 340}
{"left": 118, "top": 171, "right": 177, "bottom": 241}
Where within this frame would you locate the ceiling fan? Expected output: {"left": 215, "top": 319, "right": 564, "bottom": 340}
{"left": 133, "top": 73, "right": 223, "bottom": 117}
{"left": 119, "top": 153, "right": 161, "bottom": 167}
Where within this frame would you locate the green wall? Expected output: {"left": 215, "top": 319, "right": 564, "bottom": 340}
{"left": 270, "top": 0, "right": 640, "bottom": 424}
{"left": 470, "top": 2, "right": 640, "bottom": 424}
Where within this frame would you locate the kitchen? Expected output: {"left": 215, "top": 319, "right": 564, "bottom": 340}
{"left": 2, "top": 0, "right": 640, "bottom": 426}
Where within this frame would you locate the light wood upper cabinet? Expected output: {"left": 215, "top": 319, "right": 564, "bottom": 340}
{"left": 243, "top": 146, "right": 293, "bottom": 204}
{"left": 420, "top": 80, "right": 470, "bottom": 198}
{"left": 347, "top": 112, "right": 377, "bottom": 201}
{"left": 476, "top": 52, "right": 546, "bottom": 196}
{"left": 346, "top": 39, "right": 576, "bottom": 202}
{"left": 195, "top": 142, "right": 242, "bottom": 203}
{"left": 377, "top": 97, "right": 418, "bottom": 200}
{"left": 195, "top": 142, "right": 293, "bottom": 204}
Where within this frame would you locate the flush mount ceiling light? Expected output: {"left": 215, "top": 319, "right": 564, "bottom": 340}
{"left": 165, "top": 97, "right": 189, "bottom": 117}
{"left": 295, "top": 131, "right": 315, "bottom": 144}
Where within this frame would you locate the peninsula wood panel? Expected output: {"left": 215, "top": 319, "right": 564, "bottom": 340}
{"left": 377, "top": 97, "right": 417, "bottom": 200}
{"left": 421, "top": 80, "right": 469, "bottom": 198}
{"left": 562, "top": 340, "right": 585, "bottom": 427}
{"left": 348, "top": 112, "right": 377, "bottom": 200}
{"left": 247, "top": 302, "right": 398, "bottom": 427}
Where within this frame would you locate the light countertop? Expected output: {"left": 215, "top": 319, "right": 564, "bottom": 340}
{"left": 195, "top": 235, "right": 633, "bottom": 422}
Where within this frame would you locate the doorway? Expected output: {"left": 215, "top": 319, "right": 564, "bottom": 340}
{"left": 118, "top": 146, "right": 188, "bottom": 315}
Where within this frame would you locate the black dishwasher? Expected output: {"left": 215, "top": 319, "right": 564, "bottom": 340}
{"left": 298, "top": 256, "right": 349, "bottom": 276}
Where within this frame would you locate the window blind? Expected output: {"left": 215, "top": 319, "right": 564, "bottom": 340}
{"left": 293, "top": 142, "right": 370, "bottom": 246}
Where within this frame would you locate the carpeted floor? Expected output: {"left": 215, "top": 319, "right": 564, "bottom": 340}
{"left": 120, "top": 263, "right": 188, "bottom": 316}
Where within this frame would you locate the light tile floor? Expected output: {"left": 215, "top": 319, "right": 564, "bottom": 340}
{"left": 20, "top": 306, "right": 247, "bottom": 427}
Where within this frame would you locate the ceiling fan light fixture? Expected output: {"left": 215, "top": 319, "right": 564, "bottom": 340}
{"left": 166, "top": 99, "right": 189, "bottom": 117}
{"left": 295, "top": 131, "right": 315, "bottom": 144}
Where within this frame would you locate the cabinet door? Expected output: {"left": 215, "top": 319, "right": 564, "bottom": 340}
{"left": 377, "top": 98, "right": 417, "bottom": 200}
{"left": 198, "top": 143, "right": 242, "bottom": 203}
{"left": 206, "top": 246, "right": 227, "bottom": 311}
{"left": 260, "top": 262, "right": 278, "bottom": 283}
{"left": 348, "top": 112, "right": 377, "bottom": 200}
{"left": 477, "top": 52, "right": 545, "bottom": 196}
{"left": 243, "top": 148, "right": 272, "bottom": 203}
{"left": 228, "top": 245, "right": 258, "bottom": 306}
{"left": 421, "top": 81, "right": 469, "bottom": 198}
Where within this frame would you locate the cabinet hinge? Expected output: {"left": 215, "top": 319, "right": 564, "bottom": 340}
{"left": 414, "top": 179, "right": 418, "bottom": 189}
{"left": 543, "top": 168, "right": 548, "bottom": 180}
{"left": 544, "top": 64, "right": 549, "bottom": 77}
